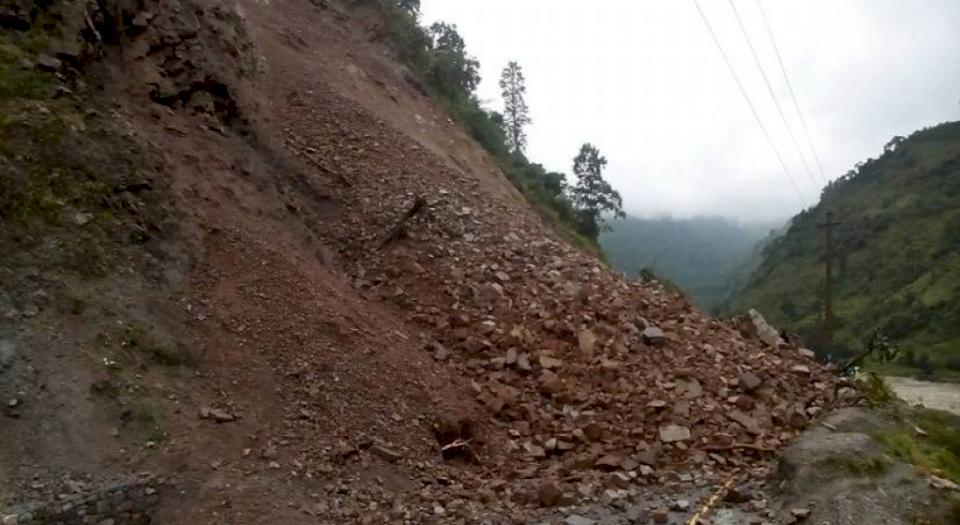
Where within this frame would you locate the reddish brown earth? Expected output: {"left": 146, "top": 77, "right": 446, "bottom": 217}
{"left": 0, "top": 1, "right": 852, "bottom": 523}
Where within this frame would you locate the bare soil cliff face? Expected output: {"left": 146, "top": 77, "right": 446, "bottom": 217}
{"left": 1, "top": 1, "right": 857, "bottom": 523}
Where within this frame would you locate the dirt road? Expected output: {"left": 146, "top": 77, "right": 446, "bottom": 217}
{"left": 887, "top": 376, "right": 960, "bottom": 415}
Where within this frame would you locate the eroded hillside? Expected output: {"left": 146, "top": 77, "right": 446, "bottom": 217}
{"left": 0, "top": 1, "right": 911, "bottom": 524}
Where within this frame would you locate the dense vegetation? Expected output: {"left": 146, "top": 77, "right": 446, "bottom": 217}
{"left": 601, "top": 216, "right": 779, "bottom": 312}
{"left": 728, "top": 122, "right": 960, "bottom": 379}
{"left": 371, "top": 0, "right": 622, "bottom": 251}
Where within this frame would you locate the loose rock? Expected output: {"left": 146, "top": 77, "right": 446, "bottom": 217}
{"left": 659, "top": 424, "right": 691, "bottom": 443}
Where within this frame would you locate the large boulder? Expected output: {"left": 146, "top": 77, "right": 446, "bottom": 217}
{"left": 748, "top": 309, "right": 783, "bottom": 348}
{"left": 774, "top": 408, "right": 957, "bottom": 525}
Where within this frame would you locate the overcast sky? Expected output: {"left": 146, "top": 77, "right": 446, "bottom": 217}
{"left": 419, "top": 0, "right": 960, "bottom": 222}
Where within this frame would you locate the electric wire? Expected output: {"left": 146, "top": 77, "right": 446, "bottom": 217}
{"left": 728, "top": 0, "right": 819, "bottom": 192}
{"left": 756, "top": 0, "right": 828, "bottom": 183}
{"left": 693, "top": 0, "right": 807, "bottom": 206}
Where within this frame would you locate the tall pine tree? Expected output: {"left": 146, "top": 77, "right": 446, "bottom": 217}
{"left": 571, "top": 143, "right": 624, "bottom": 239}
{"left": 499, "top": 62, "right": 532, "bottom": 154}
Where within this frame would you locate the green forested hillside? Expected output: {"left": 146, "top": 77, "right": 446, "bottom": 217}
{"left": 729, "top": 121, "right": 960, "bottom": 378}
{"left": 601, "top": 216, "right": 778, "bottom": 312}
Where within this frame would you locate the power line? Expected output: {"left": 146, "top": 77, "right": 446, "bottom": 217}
{"left": 693, "top": 0, "right": 807, "bottom": 206}
{"left": 727, "top": 0, "right": 819, "bottom": 193}
{"left": 756, "top": 0, "right": 828, "bottom": 183}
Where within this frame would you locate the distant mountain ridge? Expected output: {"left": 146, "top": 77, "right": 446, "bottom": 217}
{"left": 601, "top": 215, "right": 779, "bottom": 312}
{"left": 728, "top": 121, "right": 960, "bottom": 379}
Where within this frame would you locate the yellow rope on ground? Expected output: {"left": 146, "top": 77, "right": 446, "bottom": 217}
{"left": 685, "top": 476, "right": 736, "bottom": 525}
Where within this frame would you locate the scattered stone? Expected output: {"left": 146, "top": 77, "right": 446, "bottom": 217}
{"left": 431, "top": 342, "right": 449, "bottom": 361}
{"left": 199, "top": 407, "right": 235, "bottom": 423}
{"left": 652, "top": 508, "right": 670, "bottom": 524}
{"left": 728, "top": 411, "right": 762, "bottom": 435}
{"left": 370, "top": 444, "right": 403, "bottom": 462}
{"left": 73, "top": 212, "right": 94, "bottom": 226}
{"left": 724, "top": 484, "right": 755, "bottom": 503}
{"left": 582, "top": 422, "right": 604, "bottom": 441}
{"left": 539, "top": 355, "right": 563, "bottom": 370}
{"left": 564, "top": 515, "right": 596, "bottom": 525}
{"left": 36, "top": 54, "right": 61, "bottom": 72}
{"left": 595, "top": 454, "right": 623, "bottom": 471}
{"left": 333, "top": 441, "right": 358, "bottom": 460}
{"left": 132, "top": 11, "right": 155, "bottom": 27}
{"left": 790, "top": 508, "right": 811, "bottom": 520}
{"left": 642, "top": 326, "right": 666, "bottom": 345}
{"left": 739, "top": 371, "right": 763, "bottom": 393}
{"left": 524, "top": 443, "right": 546, "bottom": 459}
{"left": 670, "top": 499, "right": 691, "bottom": 512}
{"left": 647, "top": 399, "right": 668, "bottom": 410}
{"left": 537, "top": 481, "right": 563, "bottom": 507}
{"left": 930, "top": 475, "right": 960, "bottom": 492}
{"left": 538, "top": 371, "right": 564, "bottom": 395}
{"left": 659, "top": 424, "right": 691, "bottom": 443}
{"left": 578, "top": 329, "right": 597, "bottom": 354}
{"left": 517, "top": 352, "right": 532, "bottom": 372}
{"left": 635, "top": 449, "right": 659, "bottom": 466}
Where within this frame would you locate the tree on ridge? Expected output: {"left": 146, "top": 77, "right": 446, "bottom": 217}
{"left": 499, "top": 61, "right": 532, "bottom": 154}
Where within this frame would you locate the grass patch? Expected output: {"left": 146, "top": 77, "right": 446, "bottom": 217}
{"left": 0, "top": 31, "right": 56, "bottom": 101}
{"left": 120, "top": 321, "right": 196, "bottom": 367}
{"left": 130, "top": 398, "right": 169, "bottom": 444}
{"left": 142, "top": 343, "right": 195, "bottom": 367}
{"left": 0, "top": 61, "right": 54, "bottom": 100}
{"left": 862, "top": 373, "right": 897, "bottom": 407}
{"left": 876, "top": 407, "right": 960, "bottom": 484}
{"left": 817, "top": 455, "right": 892, "bottom": 477}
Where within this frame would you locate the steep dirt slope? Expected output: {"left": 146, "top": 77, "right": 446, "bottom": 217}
{"left": 2, "top": 1, "right": 849, "bottom": 524}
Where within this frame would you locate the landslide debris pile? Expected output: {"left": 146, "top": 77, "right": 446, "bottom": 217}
{"left": 277, "top": 82, "right": 845, "bottom": 504}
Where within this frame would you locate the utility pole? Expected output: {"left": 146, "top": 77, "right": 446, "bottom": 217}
{"left": 819, "top": 211, "right": 841, "bottom": 348}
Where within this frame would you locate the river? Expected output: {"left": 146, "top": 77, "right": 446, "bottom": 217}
{"left": 886, "top": 376, "right": 960, "bottom": 415}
